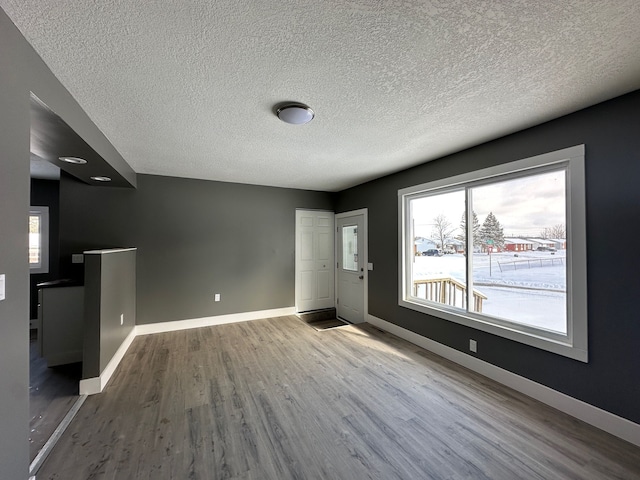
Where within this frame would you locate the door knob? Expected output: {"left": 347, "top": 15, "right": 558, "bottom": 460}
{"left": 359, "top": 275, "right": 364, "bottom": 280}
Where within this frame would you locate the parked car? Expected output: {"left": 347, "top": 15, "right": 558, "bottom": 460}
{"left": 424, "top": 249, "right": 443, "bottom": 257}
{"left": 536, "top": 246, "right": 557, "bottom": 252}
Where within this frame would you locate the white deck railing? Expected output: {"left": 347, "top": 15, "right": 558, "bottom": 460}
{"left": 413, "top": 277, "right": 487, "bottom": 312}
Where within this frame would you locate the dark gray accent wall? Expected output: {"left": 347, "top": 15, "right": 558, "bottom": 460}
{"left": 30, "top": 179, "right": 60, "bottom": 319}
{"left": 59, "top": 174, "right": 334, "bottom": 325}
{"left": 336, "top": 90, "right": 640, "bottom": 425}
{"left": 83, "top": 255, "right": 101, "bottom": 378}
{"left": 83, "top": 249, "right": 136, "bottom": 379}
{"left": 0, "top": 7, "right": 137, "bottom": 476}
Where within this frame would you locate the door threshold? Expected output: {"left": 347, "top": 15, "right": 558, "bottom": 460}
{"left": 300, "top": 317, "right": 350, "bottom": 331}
{"left": 296, "top": 308, "right": 337, "bottom": 322}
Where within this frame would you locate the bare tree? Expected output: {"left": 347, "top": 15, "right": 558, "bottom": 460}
{"left": 540, "top": 224, "right": 565, "bottom": 239}
{"left": 431, "top": 214, "right": 455, "bottom": 250}
{"left": 549, "top": 223, "right": 566, "bottom": 239}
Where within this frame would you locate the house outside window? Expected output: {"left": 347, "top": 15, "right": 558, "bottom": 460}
{"left": 399, "top": 145, "right": 587, "bottom": 361}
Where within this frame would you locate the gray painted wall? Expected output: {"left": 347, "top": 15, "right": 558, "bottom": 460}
{"left": 336, "top": 90, "right": 640, "bottom": 425}
{"left": 0, "top": 7, "right": 137, "bottom": 477}
{"left": 59, "top": 174, "right": 334, "bottom": 325}
{"left": 83, "top": 249, "right": 136, "bottom": 378}
{"left": 83, "top": 255, "right": 102, "bottom": 379}
{"left": 0, "top": 13, "right": 30, "bottom": 479}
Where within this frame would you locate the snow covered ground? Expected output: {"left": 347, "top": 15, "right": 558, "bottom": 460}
{"left": 412, "top": 251, "right": 567, "bottom": 333}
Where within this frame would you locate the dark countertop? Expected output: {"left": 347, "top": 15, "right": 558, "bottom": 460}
{"left": 36, "top": 279, "right": 83, "bottom": 288}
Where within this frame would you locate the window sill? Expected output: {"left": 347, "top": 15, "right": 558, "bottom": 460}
{"left": 399, "top": 297, "right": 588, "bottom": 362}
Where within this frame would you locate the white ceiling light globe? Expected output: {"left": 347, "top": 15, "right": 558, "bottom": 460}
{"left": 276, "top": 104, "right": 315, "bottom": 125}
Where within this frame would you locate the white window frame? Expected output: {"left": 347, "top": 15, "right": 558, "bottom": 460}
{"left": 29, "top": 206, "right": 50, "bottom": 274}
{"left": 398, "top": 145, "right": 588, "bottom": 362}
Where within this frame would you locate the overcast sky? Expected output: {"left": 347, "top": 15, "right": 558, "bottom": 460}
{"left": 413, "top": 170, "right": 566, "bottom": 238}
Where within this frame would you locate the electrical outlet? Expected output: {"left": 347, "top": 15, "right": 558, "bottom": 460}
{"left": 469, "top": 339, "right": 477, "bottom": 353}
{"left": 214, "top": 293, "right": 221, "bottom": 302}
{"left": 120, "top": 314, "right": 124, "bottom": 325}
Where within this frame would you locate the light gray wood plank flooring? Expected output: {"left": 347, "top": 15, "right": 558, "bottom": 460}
{"left": 29, "top": 341, "right": 81, "bottom": 462}
{"left": 36, "top": 316, "right": 640, "bottom": 479}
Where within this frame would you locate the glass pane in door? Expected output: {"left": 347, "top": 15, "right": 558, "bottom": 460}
{"left": 342, "top": 225, "right": 358, "bottom": 271}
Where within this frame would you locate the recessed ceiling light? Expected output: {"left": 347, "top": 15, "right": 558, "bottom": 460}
{"left": 276, "top": 103, "right": 315, "bottom": 125}
{"left": 90, "top": 176, "right": 111, "bottom": 182}
{"left": 59, "top": 156, "right": 87, "bottom": 164}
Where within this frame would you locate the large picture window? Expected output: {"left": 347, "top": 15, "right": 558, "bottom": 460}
{"left": 399, "top": 145, "right": 587, "bottom": 361}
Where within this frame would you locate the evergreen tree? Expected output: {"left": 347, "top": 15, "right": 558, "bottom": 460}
{"left": 479, "top": 212, "right": 505, "bottom": 250}
{"left": 457, "top": 211, "right": 480, "bottom": 250}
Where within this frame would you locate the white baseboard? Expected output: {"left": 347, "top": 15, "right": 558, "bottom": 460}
{"left": 135, "top": 307, "right": 296, "bottom": 336}
{"left": 80, "top": 327, "right": 136, "bottom": 395}
{"left": 367, "top": 314, "right": 640, "bottom": 448}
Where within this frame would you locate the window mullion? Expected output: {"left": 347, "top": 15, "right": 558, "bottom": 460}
{"left": 465, "top": 188, "right": 474, "bottom": 312}
{"left": 407, "top": 197, "right": 415, "bottom": 299}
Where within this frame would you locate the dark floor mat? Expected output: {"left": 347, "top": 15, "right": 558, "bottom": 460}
{"left": 298, "top": 316, "right": 349, "bottom": 331}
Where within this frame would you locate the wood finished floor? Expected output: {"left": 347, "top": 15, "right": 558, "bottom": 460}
{"left": 37, "top": 316, "right": 640, "bottom": 479}
{"left": 30, "top": 340, "right": 82, "bottom": 462}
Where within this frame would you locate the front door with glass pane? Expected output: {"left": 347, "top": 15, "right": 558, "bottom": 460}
{"left": 337, "top": 214, "right": 365, "bottom": 323}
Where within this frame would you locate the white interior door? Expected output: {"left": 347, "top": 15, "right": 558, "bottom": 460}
{"left": 337, "top": 213, "right": 365, "bottom": 323}
{"left": 295, "top": 210, "right": 335, "bottom": 313}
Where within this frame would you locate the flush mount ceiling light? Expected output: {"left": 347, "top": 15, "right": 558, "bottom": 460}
{"left": 276, "top": 103, "right": 315, "bottom": 125}
{"left": 90, "top": 176, "right": 111, "bottom": 182}
{"left": 59, "top": 156, "right": 87, "bottom": 164}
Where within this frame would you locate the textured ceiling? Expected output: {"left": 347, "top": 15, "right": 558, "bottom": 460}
{"left": 4, "top": 1, "right": 640, "bottom": 191}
